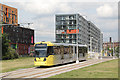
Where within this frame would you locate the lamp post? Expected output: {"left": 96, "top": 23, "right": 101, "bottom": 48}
{"left": 92, "top": 38, "right": 99, "bottom": 59}
{"left": 113, "top": 39, "right": 115, "bottom": 59}
{"left": 76, "top": 14, "right": 79, "bottom": 63}
{"left": 100, "top": 36, "right": 103, "bottom": 59}
{"left": 90, "top": 37, "right": 93, "bottom": 58}
{"left": 95, "top": 39, "right": 99, "bottom": 59}
{"left": 102, "top": 37, "right": 110, "bottom": 57}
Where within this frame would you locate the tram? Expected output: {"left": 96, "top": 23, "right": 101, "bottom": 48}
{"left": 34, "top": 41, "right": 88, "bottom": 66}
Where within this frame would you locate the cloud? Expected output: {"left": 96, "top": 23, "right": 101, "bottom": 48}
{"left": 57, "top": 3, "right": 72, "bottom": 13}
{"left": 96, "top": 4, "right": 114, "bottom": 17}
{"left": 97, "top": 19, "right": 117, "bottom": 32}
{"left": 103, "top": 31, "right": 118, "bottom": 42}
{"left": 2, "top": 2, "right": 118, "bottom": 42}
{"left": 96, "top": 3, "right": 118, "bottom": 18}
{"left": 1, "top": 0, "right": 119, "bottom": 2}
{"left": 12, "top": 1, "right": 72, "bottom": 16}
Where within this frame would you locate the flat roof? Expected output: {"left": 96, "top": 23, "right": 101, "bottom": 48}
{"left": 55, "top": 13, "right": 78, "bottom": 16}
{"left": 53, "top": 43, "right": 87, "bottom": 47}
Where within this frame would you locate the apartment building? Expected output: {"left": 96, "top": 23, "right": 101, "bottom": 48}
{"left": 0, "top": 3, "right": 18, "bottom": 24}
{"left": 55, "top": 14, "right": 103, "bottom": 52}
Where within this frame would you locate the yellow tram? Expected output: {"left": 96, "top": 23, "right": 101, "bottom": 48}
{"left": 34, "top": 41, "right": 88, "bottom": 66}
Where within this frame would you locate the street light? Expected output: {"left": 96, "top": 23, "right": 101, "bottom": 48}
{"left": 90, "top": 37, "right": 99, "bottom": 59}
{"left": 90, "top": 37, "right": 93, "bottom": 58}
{"left": 102, "top": 37, "right": 110, "bottom": 56}
{"left": 113, "top": 39, "right": 115, "bottom": 59}
{"left": 76, "top": 14, "right": 79, "bottom": 63}
{"left": 90, "top": 37, "right": 93, "bottom": 52}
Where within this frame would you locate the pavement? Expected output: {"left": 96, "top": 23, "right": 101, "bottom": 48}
{"left": 0, "top": 58, "right": 114, "bottom": 79}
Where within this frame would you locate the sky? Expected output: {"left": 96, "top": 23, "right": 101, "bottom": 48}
{"left": 1, "top": 0, "right": 119, "bottom": 43}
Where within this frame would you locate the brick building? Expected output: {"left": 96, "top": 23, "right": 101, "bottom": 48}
{"left": 3, "top": 25, "right": 34, "bottom": 55}
{"left": 103, "top": 42, "right": 119, "bottom": 49}
{"left": 103, "top": 37, "right": 119, "bottom": 49}
{"left": 103, "top": 37, "right": 119, "bottom": 56}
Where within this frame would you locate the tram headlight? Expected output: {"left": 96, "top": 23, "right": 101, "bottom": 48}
{"left": 43, "top": 58, "right": 46, "bottom": 61}
{"left": 34, "top": 58, "right": 36, "bottom": 61}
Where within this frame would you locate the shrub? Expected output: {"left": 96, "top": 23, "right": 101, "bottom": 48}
{"left": 116, "top": 53, "right": 119, "bottom": 58}
{"left": 2, "top": 47, "right": 19, "bottom": 60}
{"left": 13, "top": 52, "right": 19, "bottom": 58}
{"left": 2, "top": 33, "right": 10, "bottom": 57}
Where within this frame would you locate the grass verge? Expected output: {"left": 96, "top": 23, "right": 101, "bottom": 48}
{"left": 1, "top": 57, "right": 34, "bottom": 73}
{"left": 50, "top": 59, "right": 118, "bottom": 78}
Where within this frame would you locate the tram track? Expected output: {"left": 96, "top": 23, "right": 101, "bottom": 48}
{"left": 28, "top": 59, "right": 104, "bottom": 78}
{"left": 28, "top": 59, "right": 112, "bottom": 78}
{"left": 19, "top": 60, "right": 98, "bottom": 78}
{"left": 2, "top": 59, "right": 93, "bottom": 78}
{"left": 2, "top": 59, "right": 112, "bottom": 78}
{"left": 0, "top": 67, "right": 46, "bottom": 78}
{"left": 12, "top": 59, "right": 106, "bottom": 78}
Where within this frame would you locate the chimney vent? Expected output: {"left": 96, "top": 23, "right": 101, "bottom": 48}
{"left": 110, "top": 37, "right": 112, "bottom": 43}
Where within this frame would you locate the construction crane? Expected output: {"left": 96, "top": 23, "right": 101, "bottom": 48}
{"left": 20, "top": 23, "right": 33, "bottom": 28}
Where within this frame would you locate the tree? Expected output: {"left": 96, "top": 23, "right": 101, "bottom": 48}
{"left": 2, "top": 33, "right": 19, "bottom": 60}
{"left": 2, "top": 33, "right": 10, "bottom": 57}
{"left": 115, "top": 47, "right": 119, "bottom": 53}
{"left": 115, "top": 47, "right": 119, "bottom": 58}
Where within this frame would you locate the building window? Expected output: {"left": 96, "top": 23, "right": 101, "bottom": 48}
{"left": 1, "top": 17, "right": 3, "bottom": 21}
{"left": 1, "top": 5, "right": 3, "bottom": 10}
{"left": 15, "top": 15, "right": 17, "bottom": 20}
{"left": 9, "top": 13, "right": 10, "bottom": 18}
{"left": 1, "top": 12, "right": 3, "bottom": 16}
{"left": 4, "top": 17, "right": 5, "bottom": 21}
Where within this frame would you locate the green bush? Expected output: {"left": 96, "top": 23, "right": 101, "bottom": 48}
{"left": 2, "top": 47, "right": 19, "bottom": 60}
{"left": 14, "top": 52, "right": 19, "bottom": 58}
{"left": 116, "top": 53, "right": 119, "bottom": 58}
{"left": 2, "top": 33, "right": 19, "bottom": 60}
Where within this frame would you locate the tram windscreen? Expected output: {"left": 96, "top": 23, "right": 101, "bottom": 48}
{"left": 35, "top": 44, "right": 47, "bottom": 57}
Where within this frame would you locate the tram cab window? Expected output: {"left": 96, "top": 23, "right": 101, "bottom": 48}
{"left": 35, "top": 51, "right": 39, "bottom": 55}
{"left": 47, "top": 46, "right": 54, "bottom": 55}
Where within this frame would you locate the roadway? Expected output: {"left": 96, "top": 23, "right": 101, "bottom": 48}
{"left": 0, "top": 58, "right": 114, "bottom": 79}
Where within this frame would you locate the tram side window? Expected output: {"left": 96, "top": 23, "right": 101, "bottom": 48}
{"left": 70, "top": 46, "right": 73, "bottom": 54}
{"left": 85, "top": 47, "right": 87, "bottom": 53}
{"left": 83, "top": 47, "right": 87, "bottom": 57}
{"left": 53, "top": 46, "right": 60, "bottom": 54}
{"left": 68, "top": 46, "right": 73, "bottom": 54}
{"left": 69, "top": 46, "right": 71, "bottom": 54}
{"left": 60, "top": 46, "right": 64, "bottom": 54}
{"left": 83, "top": 47, "right": 86, "bottom": 57}
{"left": 47, "top": 46, "right": 54, "bottom": 55}
{"left": 75, "top": 46, "right": 77, "bottom": 54}
{"left": 64, "top": 46, "right": 71, "bottom": 54}
{"left": 64, "top": 46, "right": 68, "bottom": 54}
{"left": 78, "top": 47, "right": 82, "bottom": 53}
